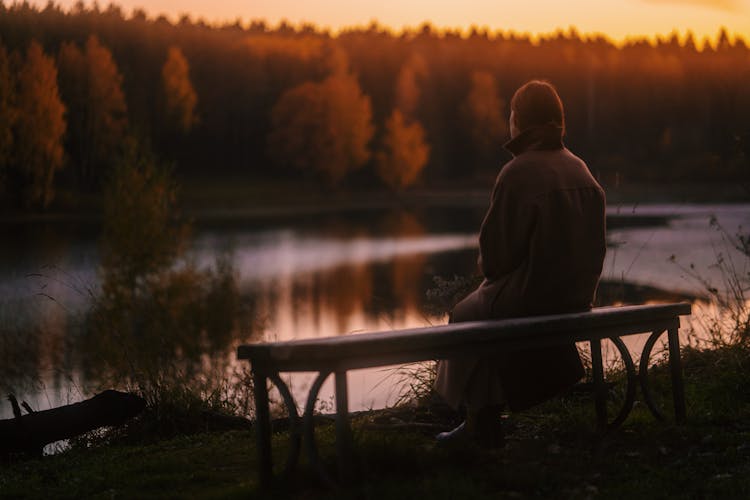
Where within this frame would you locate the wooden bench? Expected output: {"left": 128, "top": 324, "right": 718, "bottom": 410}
{"left": 237, "top": 302, "right": 692, "bottom": 486}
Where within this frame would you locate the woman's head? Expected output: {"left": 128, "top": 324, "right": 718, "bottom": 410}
{"left": 509, "top": 80, "right": 565, "bottom": 138}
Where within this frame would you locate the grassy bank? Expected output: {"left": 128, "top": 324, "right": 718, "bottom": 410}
{"left": 3, "top": 343, "right": 750, "bottom": 499}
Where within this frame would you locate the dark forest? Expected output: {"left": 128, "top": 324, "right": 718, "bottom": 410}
{"left": 0, "top": 2, "right": 748, "bottom": 208}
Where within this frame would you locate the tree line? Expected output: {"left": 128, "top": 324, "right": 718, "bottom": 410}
{"left": 0, "top": 2, "right": 748, "bottom": 208}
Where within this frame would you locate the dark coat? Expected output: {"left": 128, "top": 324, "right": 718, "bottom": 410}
{"left": 435, "top": 124, "right": 606, "bottom": 411}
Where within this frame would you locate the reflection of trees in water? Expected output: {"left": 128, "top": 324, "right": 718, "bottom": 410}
{"left": 254, "top": 210, "right": 432, "bottom": 336}
{"left": 332, "top": 262, "right": 374, "bottom": 334}
{"left": 269, "top": 253, "right": 431, "bottom": 337}
{"left": 0, "top": 262, "right": 86, "bottom": 399}
{"left": 269, "top": 209, "right": 482, "bottom": 332}
{"left": 0, "top": 305, "right": 44, "bottom": 395}
{"left": 284, "top": 263, "right": 374, "bottom": 336}
{"left": 383, "top": 211, "right": 427, "bottom": 320}
{"left": 1, "top": 223, "right": 94, "bottom": 391}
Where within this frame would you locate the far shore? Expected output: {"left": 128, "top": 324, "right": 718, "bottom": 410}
{"left": 0, "top": 179, "right": 746, "bottom": 226}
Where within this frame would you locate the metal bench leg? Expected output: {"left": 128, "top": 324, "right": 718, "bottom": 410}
{"left": 303, "top": 371, "right": 335, "bottom": 486}
{"left": 253, "top": 369, "right": 272, "bottom": 488}
{"left": 590, "top": 338, "right": 607, "bottom": 431}
{"left": 334, "top": 370, "right": 353, "bottom": 481}
{"left": 268, "top": 372, "right": 302, "bottom": 478}
{"left": 667, "top": 327, "right": 687, "bottom": 423}
{"left": 607, "top": 336, "right": 637, "bottom": 430}
{"left": 639, "top": 330, "right": 667, "bottom": 421}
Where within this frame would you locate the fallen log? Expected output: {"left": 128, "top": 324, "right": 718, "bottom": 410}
{"left": 1, "top": 390, "right": 145, "bottom": 456}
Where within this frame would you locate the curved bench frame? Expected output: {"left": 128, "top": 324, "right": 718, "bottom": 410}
{"left": 241, "top": 303, "right": 691, "bottom": 487}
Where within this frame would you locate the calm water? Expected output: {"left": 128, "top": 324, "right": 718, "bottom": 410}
{"left": 0, "top": 203, "right": 748, "bottom": 418}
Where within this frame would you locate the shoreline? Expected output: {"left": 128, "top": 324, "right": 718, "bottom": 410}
{"left": 0, "top": 184, "right": 747, "bottom": 227}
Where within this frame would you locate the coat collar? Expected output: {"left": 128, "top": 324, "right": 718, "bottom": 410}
{"left": 503, "top": 123, "right": 564, "bottom": 157}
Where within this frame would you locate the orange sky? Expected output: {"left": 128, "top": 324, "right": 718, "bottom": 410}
{"left": 36, "top": 0, "right": 750, "bottom": 43}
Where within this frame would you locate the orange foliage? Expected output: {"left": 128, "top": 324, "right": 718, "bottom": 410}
{"left": 243, "top": 34, "right": 324, "bottom": 62}
{"left": 461, "top": 70, "right": 507, "bottom": 159}
{"left": 395, "top": 53, "right": 428, "bottom": 116}
{"left": 0, "top": 43, "right": 15, "bottom": 177}
{"left": 638, "top": 52, "right": 685, "bottom": 82}
{"left": 14, "top": 41, "right": 66, "bottom": 207}
{"left": 376, "top": 109, "right": 429, "bottom": 189}
{"left": 83, "top": 36, "right": 127, "bottom": 133}
{"left": 162, "top": 46, "right": 198, "bottom": 133}
{"left": 268, "top": 72, "right": 374, "bottom": 185}
{"left": 58, "top": 35, "right": 127, "bottom": 184}
{"left": 2, "top": 4, "right": 749, "bottom": 190}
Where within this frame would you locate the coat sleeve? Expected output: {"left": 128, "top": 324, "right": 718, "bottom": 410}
{"left": 477, "top": 168, "right": 536, "bottom": 280}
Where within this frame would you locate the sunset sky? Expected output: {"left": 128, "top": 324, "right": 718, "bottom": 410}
{"left": 32, "top": 0, "right": 750, "bottom": 42}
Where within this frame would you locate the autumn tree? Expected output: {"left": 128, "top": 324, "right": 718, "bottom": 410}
{"left": 395, "top": 53, "right": 427, "bottom": 116}
{"left": 12, "top": 40, "right": 66, "bottom": 207}
{"left": 58, "top": 35, "right": 127, "bottom": 188}
{"left": 1, "top": 5, "right": 750, "bottom": 186}
{"left": 374, "top": 53, "right": 430, "bottom": 189}
{"left": 267, "top": 72, "right": 374, "bottom": 185}
{"left": 461, "top": 70, "right": 507, "bottom": 169}
{"left": 161, "top": 46, "right": 198, "bottom": 134}
{"left": 376, "top": 109, "right": 429, "bottom": 189}
{"left": 0, "top": 42, "right": 16, "bottom": 196}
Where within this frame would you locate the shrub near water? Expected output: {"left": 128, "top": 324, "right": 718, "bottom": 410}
{"left": 83, "top": 141, "right": 251, "bottom": 436}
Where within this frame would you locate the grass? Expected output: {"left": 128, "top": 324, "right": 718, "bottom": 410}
{"left": 3, "top": 154, "right": 746, "bottom": 496}
{"left": 0, "top": 431, "right": 257, "bottom": 499}
{"left": 3, "top": 344, "right": 750, "bottom": 499}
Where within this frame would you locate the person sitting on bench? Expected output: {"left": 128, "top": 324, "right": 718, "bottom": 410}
{"left": 435, "top": 80, "right": 607, "bottom": 445}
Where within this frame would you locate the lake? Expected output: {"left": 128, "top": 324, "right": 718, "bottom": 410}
{"left": 1, "top": 202, "right": 748, "bottom": 419}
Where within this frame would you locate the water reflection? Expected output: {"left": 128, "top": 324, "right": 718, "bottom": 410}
{"left": 193, "top": 209, "right": 477, "bottom": 342}
{"left": 0, "top": 204, "right": 747, "bottom": 417}
{"left": 602, "top": 203, "right": 749, "bottom": 296}
{"left": 0, "top": 208, "right": 480, "bottom": 417}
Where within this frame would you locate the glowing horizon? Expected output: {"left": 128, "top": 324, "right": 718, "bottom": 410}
{"left": 20, "top": 0, "right": 750, "bottom": 45}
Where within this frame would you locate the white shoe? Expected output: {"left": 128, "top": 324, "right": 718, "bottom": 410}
{"left": 435, "top": 421, "right": 467, "bottom": 442}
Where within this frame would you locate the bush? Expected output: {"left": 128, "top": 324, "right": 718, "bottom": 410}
{"left": 82, "top": 140, "right": 253, "bottom": 439}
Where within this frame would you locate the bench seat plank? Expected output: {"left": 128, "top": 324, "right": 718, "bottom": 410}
{"left": 238, "top": 303, "right": 691, "bottom": 372}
